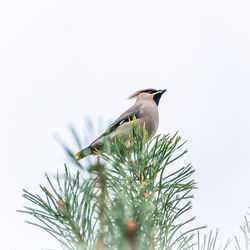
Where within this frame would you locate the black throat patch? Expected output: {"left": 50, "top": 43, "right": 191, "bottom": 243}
{"left": 153, "top": 93, "right": 163, "bottom": 106}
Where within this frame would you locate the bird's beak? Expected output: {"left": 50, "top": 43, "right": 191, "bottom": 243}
{"left": 159, "top": 89, "right": 167, "bottom": 93}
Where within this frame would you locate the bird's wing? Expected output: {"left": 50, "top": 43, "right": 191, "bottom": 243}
{"left": 96, "top": 104, "right": 142, "bottom": 140}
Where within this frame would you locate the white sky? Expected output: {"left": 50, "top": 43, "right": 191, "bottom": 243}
{"left": 1, "top": 0, "right": 250, "bottom": 249}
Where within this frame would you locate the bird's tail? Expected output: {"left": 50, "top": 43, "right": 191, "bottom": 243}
{"left": 75, "top": 147, "right": 92, "bottom": 160}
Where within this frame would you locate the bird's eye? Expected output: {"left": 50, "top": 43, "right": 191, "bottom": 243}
{"left": 148, "top": 90, "right": 152, "bottom": 94}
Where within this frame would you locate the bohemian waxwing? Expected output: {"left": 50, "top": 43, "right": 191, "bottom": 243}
{"left": 76, "top": 88, "right": 166, "bottom": 160}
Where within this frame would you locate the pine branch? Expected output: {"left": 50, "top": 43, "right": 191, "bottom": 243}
{"left": 19, "top": 121, "right": 201, "bottom": 249}
{"left": 19, "top": 165, "right": 97, "bottom": 249}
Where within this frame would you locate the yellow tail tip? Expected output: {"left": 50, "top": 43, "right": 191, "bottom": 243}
{"left": 75, "top": 151, "right": 81, "bottom": 161}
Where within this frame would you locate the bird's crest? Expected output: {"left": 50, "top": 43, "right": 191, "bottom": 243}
{"left": 129, "top": 88, "right": 158, "bottom": 99}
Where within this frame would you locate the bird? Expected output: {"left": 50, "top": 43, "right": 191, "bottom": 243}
{"left": 76, "top": 88, "right": 166, "bottom": 160}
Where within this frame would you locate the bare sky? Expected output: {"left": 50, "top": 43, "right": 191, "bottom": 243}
{"left": 1, "top": 0, "right": 250, "bottom": 249}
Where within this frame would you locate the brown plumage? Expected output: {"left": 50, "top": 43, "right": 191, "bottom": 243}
{"left": 129, "top": 88, "right": 158, "bottom": 99}
{"left": 76, "top": 88, "right": 167, "bottom": 160}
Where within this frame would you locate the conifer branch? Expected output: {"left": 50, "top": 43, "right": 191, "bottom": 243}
{"left": 19, "top": 121, "right": 204, "bottom": 249}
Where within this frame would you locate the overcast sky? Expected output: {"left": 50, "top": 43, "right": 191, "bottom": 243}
{"left": 1, "top": 0, "right": 250, "bottom": 249}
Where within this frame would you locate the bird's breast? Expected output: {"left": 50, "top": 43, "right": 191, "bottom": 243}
{"left": 139, "top": 102, "right": 159, "bottom": 137}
